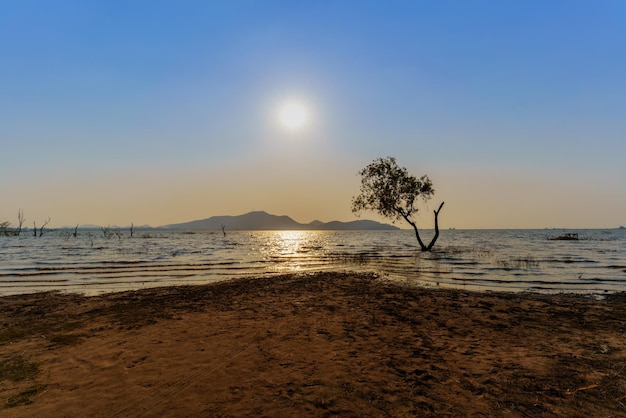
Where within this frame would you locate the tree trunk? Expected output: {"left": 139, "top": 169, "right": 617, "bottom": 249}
{"left": 425, "top": 202, "right": 445, "bottom": 251}
{"left": 401, "top": 214, "right": 427, "bottom": 251}
{"left": 402, "top": 202, "right": 444, "bottom": 252}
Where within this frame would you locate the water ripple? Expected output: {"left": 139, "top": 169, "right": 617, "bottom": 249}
{"left": 1, "top": 229, "right": 625, "bottom": 295}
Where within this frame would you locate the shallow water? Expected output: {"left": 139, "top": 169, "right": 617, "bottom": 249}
{"left": 1, "top": 229, "right": 625, "bottom": 296}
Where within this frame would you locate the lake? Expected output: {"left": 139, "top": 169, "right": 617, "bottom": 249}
{"left": 1, "top": 229, "right": 625, "bottom": 296}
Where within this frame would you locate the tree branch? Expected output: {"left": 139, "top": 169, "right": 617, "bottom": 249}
{"left": 399, "top": 211, "right": 427, "bottom": 251}
{"left": 425, "top": 202, "right": 445, "bottom": 251}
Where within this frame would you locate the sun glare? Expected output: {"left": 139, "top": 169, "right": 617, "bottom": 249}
{"left": 277, "top": 100, "right": 310, "bottom": 131}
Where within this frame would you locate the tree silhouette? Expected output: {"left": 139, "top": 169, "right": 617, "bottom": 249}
{"left": 352, "top": 156, "right": 444, "bottom": 251}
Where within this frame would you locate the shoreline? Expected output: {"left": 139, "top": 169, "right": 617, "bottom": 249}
{"left": 1, "top": 271, "right": 625, "bottom": 416}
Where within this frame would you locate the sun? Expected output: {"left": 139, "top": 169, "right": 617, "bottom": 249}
{"left": 277, "top": 100, "right": 310, "bottom": 131}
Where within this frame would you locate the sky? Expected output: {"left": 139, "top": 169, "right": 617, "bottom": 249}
{"left": 1, "top": 0, "right": 625, "bottom": 229}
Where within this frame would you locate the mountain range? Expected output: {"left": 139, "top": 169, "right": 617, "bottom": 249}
{"left": 162, "top": 211, "right": 398, "bottom": 231}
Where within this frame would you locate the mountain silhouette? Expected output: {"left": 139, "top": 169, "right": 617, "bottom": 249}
{"left": 162, "top": 211, "right": 398, "bottom": 231}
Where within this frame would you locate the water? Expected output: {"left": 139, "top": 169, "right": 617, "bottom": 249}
{"left": 1, "top": 229, "right": 625, "bottom": 296}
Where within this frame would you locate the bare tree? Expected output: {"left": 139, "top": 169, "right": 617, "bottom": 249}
{"left": 16, "top": 209, "right": 25, "bottom": 236}
{"left": 101, "top": 225, "right": 112, "bottom": 239}
{"left": 73, "top": 224, "right": 79, "bottom": 237}
{"left": 37, "top": 218, "right": 51, "bottom": 237}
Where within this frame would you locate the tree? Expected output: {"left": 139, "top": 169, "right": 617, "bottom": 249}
{"left": 34, "top": 217, "right": 51, "bottom": 237}
{"left": 16, "top": 209, "right": 25, "bottom": 236}
{"left": 351, "top": 156, "right": 444, "bottom": 252}
{"left": 101, "top": 225, "right": 112, "bottom": 239}
{"left": 0, "top": 210, "right": 25, "bottom": 236}
{"left": 0, "top": 221, "right": 10, "bottom": 236}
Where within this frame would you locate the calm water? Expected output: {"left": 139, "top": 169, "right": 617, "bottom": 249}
{"left": 1, "top": 229, "right": 625, "bottom": 296}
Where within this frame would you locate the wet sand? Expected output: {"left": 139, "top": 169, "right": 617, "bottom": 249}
{"left": 1, "top": 271, "right": 625, "bottom": 417}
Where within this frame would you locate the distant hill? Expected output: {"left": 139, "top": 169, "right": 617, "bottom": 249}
{"left": 162, "top": 211, "right": 398, "bottom": 231}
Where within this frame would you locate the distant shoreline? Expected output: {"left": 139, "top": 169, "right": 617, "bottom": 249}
{"left": 6, "top": 226, "right": 626, "bottom": 233}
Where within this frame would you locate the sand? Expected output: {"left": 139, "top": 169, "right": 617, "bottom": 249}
{"left": 1, "top": 272, "right": 625, "bottom": 417}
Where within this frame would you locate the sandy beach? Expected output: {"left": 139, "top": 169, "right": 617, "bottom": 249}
{"left": 1, "top": 271, "right": 625, "bottom": 417}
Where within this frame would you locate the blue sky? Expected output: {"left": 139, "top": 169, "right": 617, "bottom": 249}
{"left": 1, "top": 1, "right": 625, "bottom": 228}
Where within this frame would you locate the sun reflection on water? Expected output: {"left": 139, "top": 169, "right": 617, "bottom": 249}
{"left": 273, "top": 231, "right": 308, "bottom": 256}
{"left": 263, "top": 231, "right": 324, "bottom": 272}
